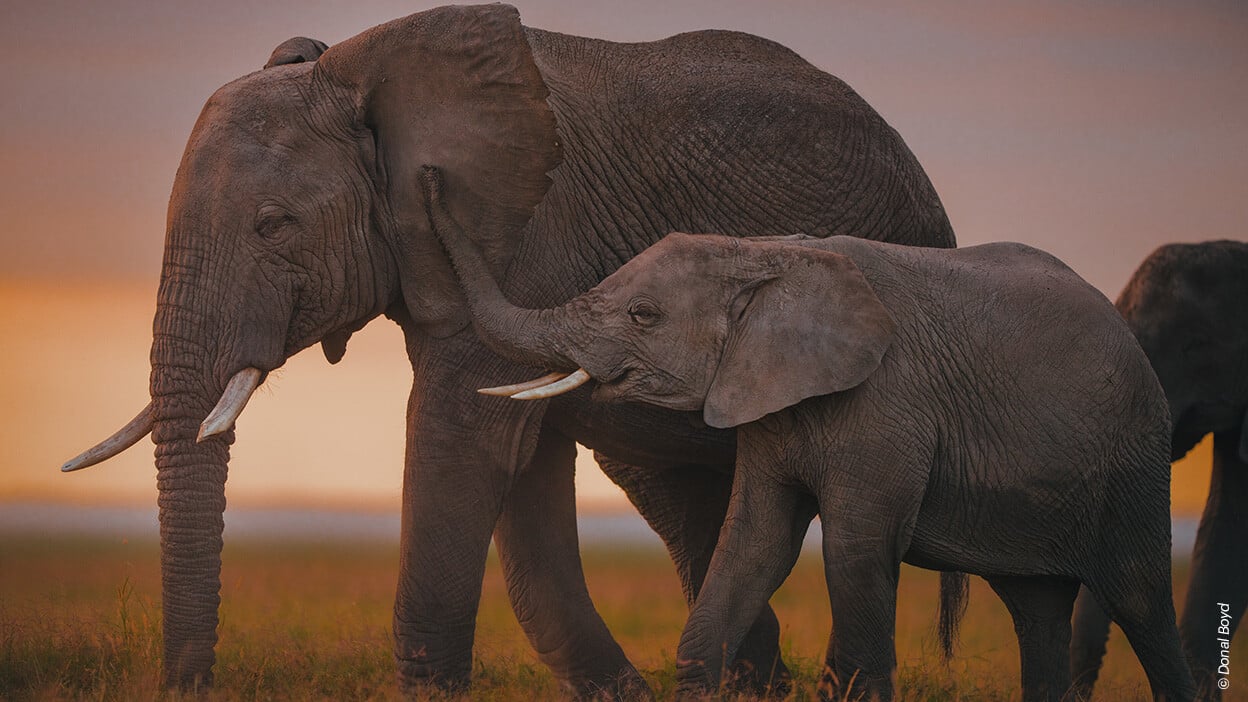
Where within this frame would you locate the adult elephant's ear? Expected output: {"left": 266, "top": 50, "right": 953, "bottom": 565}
{"left": 316, "top": 4, "right": 562, "bottom": 337}
{"left": 704, "top": 244, "right": 897, "bottom": 429}
{"left": 264, "top": 37, "right": 329, "bottom": 68}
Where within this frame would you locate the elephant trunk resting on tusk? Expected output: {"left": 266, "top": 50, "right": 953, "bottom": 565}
{"left": 61, "top": 367, "right": 265, "bottom": 471}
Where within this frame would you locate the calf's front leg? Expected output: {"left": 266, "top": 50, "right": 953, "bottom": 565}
{"left": 596, "top": 452, "right": 794, "bottom": 694}
{"left": 674, "top": 465, "right": 813, "bottom": 695}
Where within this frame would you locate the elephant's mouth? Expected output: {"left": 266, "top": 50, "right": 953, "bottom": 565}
{"left": 594, "top": 366, "right": 702, "bottom": 412}
{"left": 590, "top": 367, "right": 636, "bottom": 403}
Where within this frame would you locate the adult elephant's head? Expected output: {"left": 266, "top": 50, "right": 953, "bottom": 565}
{"left": 62, "top": 5, "right": 560, "bottom": 688}
{"left": 1116, "top": 240, "right": 1248, "bottom": 462}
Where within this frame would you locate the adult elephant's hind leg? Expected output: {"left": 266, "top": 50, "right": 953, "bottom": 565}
{"left": 988, "top": 575, "right": 1080, "bottom": 702}
{"left": 495, "top": 427, "right": 649, "bottom": 700}
{"left": 1070, "top": 585, "right": 1113, "bottom": 699}
{"left": 596, "top": 452, "right": 794, "bottom": 695}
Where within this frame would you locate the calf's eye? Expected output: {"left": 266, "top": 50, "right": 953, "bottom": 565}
{"left": 628, "top": 300, "right": 663, "bottom": 326}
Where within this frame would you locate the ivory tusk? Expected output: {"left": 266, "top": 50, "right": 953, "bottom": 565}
{"left": 477, "top": 371, "right": 571, "bottom": 397}
{"left": 509, "top": 368, "right": 592, "bottom": 400}
{"left": 197, "top": 368, "right": 263, "bottom": 442}
{"left": 61, "top": 403, "right": 155, "bottom": 472}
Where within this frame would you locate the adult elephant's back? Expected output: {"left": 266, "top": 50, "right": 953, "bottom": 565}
{"left": 516, "top": 27, "right": 955, "bottom": 304}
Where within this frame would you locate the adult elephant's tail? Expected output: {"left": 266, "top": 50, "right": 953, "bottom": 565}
{"left": 938, "top": 571, "right": 970, "bottom": 660}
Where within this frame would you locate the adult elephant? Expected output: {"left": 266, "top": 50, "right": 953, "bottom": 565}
{"left": 1071, "top": 240, "right": 1248, "bottom": 701}
{"left": 63, "top": 4, "right": 955, "bottom": 695}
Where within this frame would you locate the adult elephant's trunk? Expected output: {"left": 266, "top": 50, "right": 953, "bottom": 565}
{"left": 148, "top": 309, "right": 236, "bottom": 688}
{"left": 63, "top": 268, "right": 261, "bottom": 689}
{"left": 421, "top": 167, "right": 584, "bottom": 375}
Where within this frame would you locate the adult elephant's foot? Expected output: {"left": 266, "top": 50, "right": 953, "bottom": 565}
{"left": 561, "top": 665, "right": 654, "bottom": 701}
{"left": 395, "top": 663, "right": 469, "bottom": 698}
{"left": 726, "top": 659, "right": 792, "bottom": 698}
{"left": 393, "top": 625, "right": 474, "bottom": 697}
{"left": 725, "top": 608, "right": 793, "bottom": 697}
{"left": 674, "top": 658, "right": 718, "bottom": 699}
{"left": 395, "top": 660, "right": 470, "bottom": 697}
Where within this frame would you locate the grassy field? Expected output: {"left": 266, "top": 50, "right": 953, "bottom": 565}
{"left": 1, "top": 534, "right": 1243, "bottom": 701}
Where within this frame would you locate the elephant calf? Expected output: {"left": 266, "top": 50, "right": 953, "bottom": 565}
{"left": 421, "top": 167, "right": 1193, "bottom": 702}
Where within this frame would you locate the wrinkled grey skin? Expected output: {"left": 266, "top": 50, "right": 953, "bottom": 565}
{"left": 425, "top": 177, "right": 1195, "bottom": 701}
{"left": 1072, "top": 240, "right": 1248, "bottom": 702}
{"left": 69, "top": 4, "right": 959, "bottom": 694}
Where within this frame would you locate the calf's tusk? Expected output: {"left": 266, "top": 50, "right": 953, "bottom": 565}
{"left": 61, "top": 403, "right": 155, "bottom": 472}
{"left": 197, "top": 367, "right": 263, "bottom": 442}
{"left": 509, "top": 368, "right": 592, "bottom": 400}
{"left": 477, "top": 371, "right": 571, "bottom": 397}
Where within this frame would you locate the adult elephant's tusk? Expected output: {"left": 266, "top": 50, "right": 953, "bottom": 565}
{"left": 197, "top": 368, "right": 263, "bottom": 442}
{"left": 477, "top": 371, "right": 572, "bottom": 397}
{"left": 509, "top": 368, "right": 592, "bottom": 400}
{"left": 61, "top": 403, "right": 156, "bottom": 472}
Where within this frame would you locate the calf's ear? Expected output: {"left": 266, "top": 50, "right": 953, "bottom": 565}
{"left": 704, "top": 245, "right": 896, "bottom": 429}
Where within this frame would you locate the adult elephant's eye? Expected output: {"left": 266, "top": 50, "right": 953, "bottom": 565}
{"left": 628, "top": 299, "right": 663, "bottom": 327}
{"left": 255, "top": 205, "right": 298, "bottom": 240}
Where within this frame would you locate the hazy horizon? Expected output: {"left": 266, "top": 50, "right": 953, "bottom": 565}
{"left": 2, "top": 1, "right": 1243, "bottom": 513}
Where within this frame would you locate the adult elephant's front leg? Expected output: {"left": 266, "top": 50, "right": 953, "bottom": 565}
{"left": 596, "top": 453, "right": 794, "bottom": 695}
{"left": 494, "top": 426, "right": 650, "bottom": 699}
{"left": 392, "top": 340, "right": 546, "bottom": 693}
{"left": 1181, "top": 430, "right": 1248, "bottom": 701}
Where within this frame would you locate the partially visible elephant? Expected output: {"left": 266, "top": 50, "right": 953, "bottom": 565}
{"left": 264, "top": 36, "right": 329, "bottom": 69}
{"left": 1072, "top": 240, "right": 1248, "bottom": 701}
{"left": 61, "top": 4, "right": 956, "bottom": 694}
{"left": 421, "top": 169, "right": 1196, "bottom": 702}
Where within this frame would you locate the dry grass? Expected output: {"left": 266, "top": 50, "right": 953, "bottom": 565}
{"left": 1, "top": 534, "right": 1242, "bottom": 701}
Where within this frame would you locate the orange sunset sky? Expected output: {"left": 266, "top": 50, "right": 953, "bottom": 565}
{"left": 2, "top": 1, "right": 1246, "bottom": 513}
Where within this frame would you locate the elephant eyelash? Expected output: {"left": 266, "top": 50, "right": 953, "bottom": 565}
{"left": 627, "top": 300, "right": 664, "bottom": 326}
{"left": 255, "top": 212, "right": 298, "bottom": 240}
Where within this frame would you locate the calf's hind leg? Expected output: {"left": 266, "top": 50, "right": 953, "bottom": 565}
{"left": 987, "top": 575, "right": 1080, "bottom": 702}
{"left": 818, "top": 522, "right": 901, "bottom": 702}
